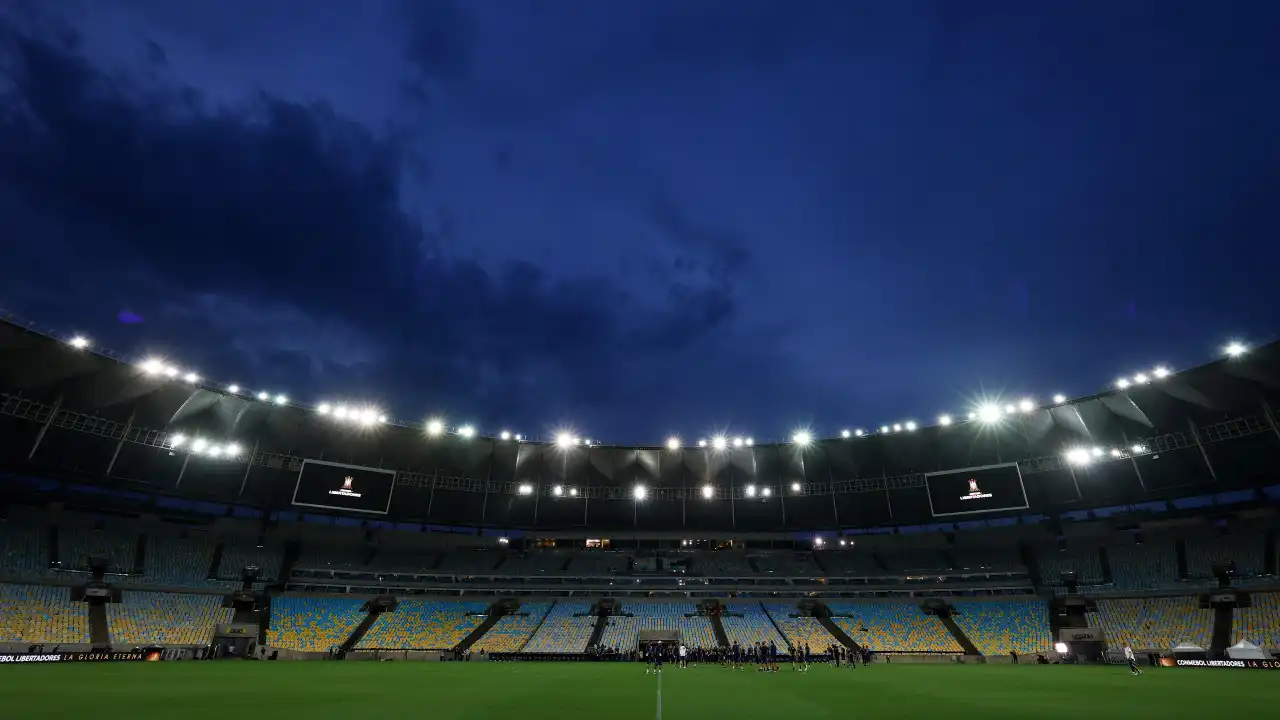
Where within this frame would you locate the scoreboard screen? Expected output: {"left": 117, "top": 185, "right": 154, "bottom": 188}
{"left": 292, "top": 460, "right": 396, "bottom": 514}
{"left": 925, "top": 463, "right": 1029, "bottom": 517}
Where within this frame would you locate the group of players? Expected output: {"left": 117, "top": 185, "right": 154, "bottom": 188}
{"left": 644, "top": 640, "right": 870, "bottom": 674}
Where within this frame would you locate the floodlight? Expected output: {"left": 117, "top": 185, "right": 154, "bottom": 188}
{"left": 792, "top": 431, "right": 812, "bottom": 445}
{"left": 553, "top": 485, "right": 563, "bottom": 497}
{"left": 208, "top": 446, "right": 223, "bottom": 458}
{"left": 1133, "top": 373, "right": 1150, "bottom": 385}
{"left": 334, "top": 406, "right": 349, "bottom": 419}
{"left": 1224, "top": 342, "right": 1247, "bottom": 357}
{"left": 732, "top": 437, "right": 744, "bottom": 448}
{"left": 938, "top": 415, "right": 952, "bottom": 426}
{"left": 568, "top": 487, "right": 578, "bottom": 497}
{"left": 426, "top": 419, "right": 444, "bottom": 436}
{"left": 814, "top": 537, "right": 824, "bottom": 547}
{"left": 573, "top": 437, "right": 582, "bottom": 446}
{"left": 698, "top": 439, "right": 707, "bottom": 447}
{"left": 162, "top": 366, "right": 179, "bottom": 378}
{"left": 517, "top": 484, "right": 533, "bottom": 495}
{"left": 745, "top": 438, "right": 754, "bottom": 446}
{"left": 69, "top": 336, "right": 90, "bottom": 349}
{"left": 841, "top": 429, "right": 851, "bottom": 438}
{"left": 498, "top": 537, "right": 509, "bottom": 545}
{"left": 1153, "top": 366, "right": 1170, "bottom": 379}
{"left": 1090, "top": 447, "right": 1104, "bottom": 457}
{"left": 702, "top": 485, "right": 714, "bottom": 499}
{"left": 892, "top": 424, "right": 902, "bottom": 433}
{"left": 257, "top": 391, "right": 269, "bottom": 401}
{"left": 191, "top": 438, "right": 208, "bottom": 453}
{"left": 745, "top": 485, "right": 757, "bottom": 497}
{"left": 761, "top": 487, "right": 772, "bottom": 497}
{"left": 1131, "top": 444, "right": 1146, "bottom": 454}
{"left": 1018, "top": 399, "right": 1034, "bottom": 413}
{"left": 227, "top": 384, "right": 240, "bottom": 394}
{"left": 904, "top": 421, "right": 917, "bottom": 432}
{"left": 1064, "top": 448, "right": 1091, "bottom": 466}
{"left": 183, "top": 372, "right": 200, "bottom": 384}
{"left": 459, "top": 425, "right": 476, "bottom": 438}
{"left": 967, "top": 412, "right": 977, "bottom": 421}
{"left": 225, "top": 443, "right": 241, "bottom": 457}
{"left": 377, "top": 415, "right": 387, "bottom": 424}
{"left": 712, "top": 436, "right": 727, "bottom": 450}
{"left": 1003, "top": 404, "right": 1015, "bottom": 414}
{"left": 557, "top": 433, "right": 573, "bottom": 448}
{"left": 633, "top": 485, "right": 647, "bottom": 500}
{"left": 1052, "top": 394, "right": 1066, "bottom": 405}
{"left": 583, "top": 439, "right": 592, "bottom": 446}
{"left": 666, "top": 437, "right": 680, "bottom": 450}
{"left": 1055, "top": 642, "right": 1069, "bottom": 654}
{"left": 839, "top": 539, "right": 847, "bottom": 547}
{"left": 274, "top": 394, "right": 287, "bottom": 405}
{"left": 1109, "top": 448, "right": 1122, "bottom": 458}
{"left": 854, "top": 429, "right": 864, "bottom": 437}
{"left": 318, "top": 403, "right": 332, "bottom": 415}
{"left": 170, "top": 434, "right": 187, "bottom": 447}
{"left": 880, "top": 425, "right": 890, "bottom": 433}
{"left": 501, "top": 431, "right": 511, "bottom": 441}
{"left": 1116, "top": 378, "right": 1130, "bottom": 389}
{"left": 141, "top": 358, "right": 165, "bottom": 375}
{"left": 977, "top": 404, "right": 1002, "bottom": 423}
{"left": 791, "top": 482, "right": 801, "bottom": 492}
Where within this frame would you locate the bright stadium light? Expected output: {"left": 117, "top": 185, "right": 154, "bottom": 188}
{"left": 514, "top": 434, "right": 523, "bottom": 441}
{"left": 892, "top": 424, "right": 902, "bottom": 433}
{"left": 791, "top": 482, "right": 801, "bottom": 492}
{"left": 69, "top": 336, "right": 90, "bottom": 349}
{"left": 1091, "top": 447, "right": 1104, "bottom": 457}
{"left": 256, "top": 391, "right": 270, "bottom": 401}
{"left": 227, "top": 384, "right": 240, "bottom": 394}
{"left": 170, "top": 434, "right": 187, "bottom": 448}
{"left": 183, "top": 372, "right": 200, "bottom": 384}
{"left": 745, "top": 438, "right": 754, "bottom": 446}
{"left": 569, "top": 487, "right": 578, "bottom": 497}
{"left": 500, "top": 431, "right": 511, "bottom": 440}
{"left": 225, "top": 443, "right": 241, "bottom": 457}
{"left": 191, "top": 438, "right": 208, "bottom": 453}
{"left": 334, "top": 406, "right": 350, "bottom": 419}
{"left": 792, "top": 431, "right": 812, "bottom": 446}
{"left": 1052, "top": 394, "right": 1067, "bottom": 405}
{"left": 208, "top": 446, "right": 223, "bottom": 458}
{"left": 1018, "top": 399, "right": 1034, "bottom": 413}
{"left": 712, "top": 436, "right": 727, "bottom": 450}
{"left": 378, "top": 415, "right": 387, "bottom": 424}
{"left": 1133, "top": 373, "right": 1150, "bottom": 385}
{"left": 967, "top": 412, "right": 977, "bottom": 421}
{"left": 698, "top": 439, "right": 707, "bottom": 447}
{"left": 553, "top": 485, "right": 563, "bottom": 497}
{"left": 977, "top": 404, "right": 1002, "bottom": 423}
{"left": 318, "top": 403, "right": 332, "bottom": 415}
{"left": 1224, "top": 342, "right": 1247, "bottom": 357}
{"left": 880, "top": 425, "right": 890, "bottom": 434}
{"left": 633, "top": 485, "right": 647, "bottom": 500}
{"left": 1131, "top": 444, "right": 1146, "bottom": 454}
{"left": 745, "top": 485, "right": 756, "bottom": 497}
{"left": 904, "top": 421, "right": 917, "bottom": 432}
{"left": 938, "top": 415, "right": 952, "bottom": 426}
{"left": 274, "top": 394, "right": 288, "bottom": 405}
{"left": 573, "top": 437, "right": 582, "bottom": 446}
{"left": 732, "top": 437, "right": 744, "bottom": 448}
{"left": 1055, "top": 642, "right": 1069, "bottom": 654}
{"left": 162, "top": 365, "right": 179, "bottom": 378}
{"left": 814, "top": 537, "right": 824, "bottom": 547}
{"left": 517, "top": 484, "right": 533, "bottom": 495}
{"left": 761, "top": 487, "right": 772, "bottom": 497}
{"left": 666, "top": 437, "right": 680, "bottom": 450}
{"left": 702, "top": 485, "right": 714, "bottom": 499}
{"left": 557, "top": 433, "right": 574, "bottom": 448}
{"left": 854, "top": 429, "right": 864, "bottom": 437}
{"left": 841, "top": 429, "right": 851, "bottom": 438}
{"left": 1003, "top": 404, "right": 1016, "bottom": 415}
{"left": 140, "top": 358, "right": 165, "bottom": 375}
{"left": 459, "top": 425, "right": 476, "bottom": 439}
{"left": 426, "top": 419, "right": 444, "bottom": 436}
{"left": 1065, "top": 448, "right": 1092, "bottom": 466}
{"left": 1153, "top": 366, "right": 1170, "bottom": 379}
{"left": 1116, "top": 378, "right": 1131, "bottom": 389}
{"left": 1109, "top": 448, "right": 1122, "bottom": 458}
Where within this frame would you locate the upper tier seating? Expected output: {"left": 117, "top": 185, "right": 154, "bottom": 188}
{"left": 435, "top": 551, "right": 503, "bottom": 575}
{"left": 294, "top": 546, "right": 367, "bottom": 571}
{"left": 218, "top": 542, "right": 283, "bottom": 581}
{"left": 599, "top": 602, "right": 715, "bottom": 649}
{"left": 950, "top": 600, "right": 1051, "bottom": 655}
{"left": 879, "top": 550, "right": 950, "bottom": 573}
{"left": 523, "top": 602, "right": 594, "bottom": 653}
{"left": 357, "top": 599, "right": 487, "bottom": 650}
{"left": 829, "top": 602, "right": 962, "bottom": 653}
{"left": 1106, "top": 541, "right": 1179, "bottom": 592}
{"left": 755, "top": 552, "right": 822, "bottom": 576}
{"left": 1231, "top": 592, "right": 1280, "bottom": 650}
{"left": 1185, "top": 531, "right": 1265, "bottom": 578}
{"left": 366, "top": 550, "right": 439, "bottom": 573}
{"left": 951, "top": 547, "right": 1024, "bottom": 573}
{"left": 814, "top": 551, "right": 882, "bottom": 576}
{"left": 721, "top": 603, "right": 786, "bottom": 649}
{"left": 0, "top": 519, "right": 48, "bottom": 578}
{"left": 497, "top": 552, "right": 572, "bottom": 575}
{"left": 268, "top": 596, "right": 367, "bottom": 652}
{"left": 0, "top": 583, "right": 90, "bottom": 643}
{"left": 108, "top": 591, "right": 233, "bottom": 645}
{"left": 58, "top": 525, "right": 135, "bottom": 572}
{"left": 1038, "top": 546, "right": 1105, "bottom": 585}
{"left": 133, "top": 535, "right": 233, "bottom": 588}
{"left": 693, "top": 551, "right": 753, "bottom": 576}
{"left": 474, "top": 602, "right": 553, "bottom": 653}
{"left": 565, "top": 552, "right": 629, "bottom": 575}
{"left": 1088, "top": 596, "right": 1212, "bottom": 651}
{"left": 764, "top": 603, "right": 837, "bottom": 650}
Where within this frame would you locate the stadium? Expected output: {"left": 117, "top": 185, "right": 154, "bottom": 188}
{"left": 0, "top": 315, "right": 1277, "bottom": 717}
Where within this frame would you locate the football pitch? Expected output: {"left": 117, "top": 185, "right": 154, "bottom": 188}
{"left": 4, "top": 661, "right": 1276, "bottom": 718}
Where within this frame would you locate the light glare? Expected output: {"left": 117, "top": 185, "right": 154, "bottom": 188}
{"left": 69, "top": 336, "right": 90, "bottom": 349}
{"left": 633, "top": 485, "right": 647, "bottom": 500}
{"left": 666, "top": 437, "right": 680, "bottom": 450}
{"left": 426, "top": 419, "right": 444, "bottom": 435}
{"left": 1052, "top": 394, "right": 1066, "bottom": 404}
{"left": 938, "top": 415, "right": 952, "bottom": 426}
{"left": 701, "top": 485, "right": 714, "bottom": 499}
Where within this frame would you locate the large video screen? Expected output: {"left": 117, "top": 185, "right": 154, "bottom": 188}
{"left": 925, "top": 463, "right": 1029, "bottom": 517}
{"left": 292, "top": 460, "right": 396, "bottom": 514}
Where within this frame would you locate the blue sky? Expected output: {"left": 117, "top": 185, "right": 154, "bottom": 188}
{"left": 1, "top": 0, "right": 1277, "bottom": 444}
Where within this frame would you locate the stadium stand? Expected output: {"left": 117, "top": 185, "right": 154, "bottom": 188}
{"left": 720, "top": 603, "right": 786, "bottom": 649}
{"left": 218, "top": 541, "right": 283, "bottom": 581}
{"left": 1231, "top": 591, "right": 1280, "bottom": 650}
{"left": 57, "top": 519, "right": 136, "bottom": 572}
{"left": 268, "top": 596, "right": 367, "bottom": 652}
{"left": 107, "top": 591, "right": 234, "bottom": 646}
{"left": 951, "top": 546, "right": 1024, "bottom": 573}
{"left": 693, "top": 551, "right": 752, "bottom": 576}
{"left": 598, "top": 602, "right": 715, "bottom": 649}
{"left": 357, "top": 599, "right": 487, "bottom": 650}
{"left": 763, "top": 603, "right": 838, "bottom": 650}
{"left": 1088, "top": 596, "right": 1213, "bottom": 651}
{"left": 522, "top": 602, "right": 594, "bottom": 653}
{"left": 294, "top": 545, "right": 367, "bottom": 571}
{"left": 133, "top": 534, "right": 230, "bottom": 588}
{"left": 814, "top": 550, "right": 881, "bottom": 576}
{"left": 474, "top": 602, "right": 553, "bottom": 653}
{"left": 879, "top": 549, "right": 950, "bottom": 573}
{"left": 950, "top": 600, "right": 1051, "bottom": 655}
{"left": 829, "top": 602, "right": 962, "bottom": 653}
{"left": 755, "top": 552, "right": 822, "bottom": 576}
{"left": 0, "top": 583, "right": 91, "bottom": 643}
{"left": 1106, "top": 540, "right": 1180, "bottom": 591}
{"left": 566, "top": 552, "right": 628, "bottom": 575}
{"left": 497, "top": 551, "right": 572, "bottom": 575}
{"left": 435, "top": 551, "right": 502, "bottom": 575}
{"left": 0, "top": 517, "right": 48, "bottom": 578}
{"left": 1038, "top": 545, "right": 1106, "bottom": 586}
{"left": 366, "top": 550, "right": 440, "bottom": 573}
{"left": 1185, "top": 529, "right": 1266, "bottom": 578}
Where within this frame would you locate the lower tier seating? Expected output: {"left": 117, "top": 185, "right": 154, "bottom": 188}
{"left": 598, "top": 602, "right": 715, "bottom": 649}
{"left": 108, "top": 591, "right": 233, "bottom": 646}
{"left": 951, "top": 600, "right": 1051, "bottom": 655}
{"left": 0, "top": 583, "right": 91, "bottom": 644}
{"left": 1088, "top": 596, "right": 1212, "bottom": 651}
{"left": 523, "top": 602, "right": 594, "bottom": 653}
{"left": 268, "top": 596, "right": 367, "bottom": 652}
{"left": 829, "top": 602, "right": 961, "bottom": 653}
{"left": 720, "top": 604, "right": 786, "bottom": 649}
{"left": 1232, "top": 591, "right": 1280, "bottom": 650}
{"left": 764, "top": 603, "right": 837, "bottom": 650}
{"left": 474, "top": 602, "right": 553, "bottom": 653}
{"left": 357, "top": 600, "right": 487, "bottom": 650}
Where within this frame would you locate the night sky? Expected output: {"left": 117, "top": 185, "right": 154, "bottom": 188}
{"left": 1, "top": 1, "right": 1277, "bottom": 445}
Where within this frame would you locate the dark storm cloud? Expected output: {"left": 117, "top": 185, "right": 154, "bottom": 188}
{"left": 0, "top": 19, "right": 764, "bottom": 438}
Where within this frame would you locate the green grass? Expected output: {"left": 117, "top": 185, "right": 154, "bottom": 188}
{"left": 4, "top": 661, "right": 1277, "bottom": 718}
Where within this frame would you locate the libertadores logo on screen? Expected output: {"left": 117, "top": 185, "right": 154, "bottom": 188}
{"left": 960, "top": 478, "right": 993, "bottom": 501}
{"left": 329, "top": 475, "right": 362, "bottom": 498}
